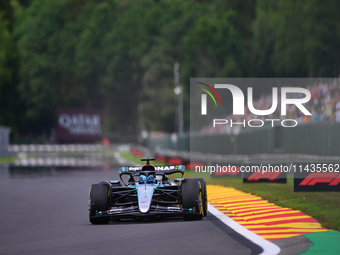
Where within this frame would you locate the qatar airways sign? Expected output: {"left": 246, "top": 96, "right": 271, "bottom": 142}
{"left": 56, "top": 109, "right": 103, "bottom": 142}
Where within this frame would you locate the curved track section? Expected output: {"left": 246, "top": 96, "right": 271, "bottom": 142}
{"left": 0, "top": 165, "right": 262, "bottom": 255}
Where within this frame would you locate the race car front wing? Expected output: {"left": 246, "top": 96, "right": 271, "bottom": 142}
{"left": 89, "top": 204, "right": 201, "bottom": 219}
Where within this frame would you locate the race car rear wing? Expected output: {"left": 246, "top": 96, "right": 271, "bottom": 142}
{"left": 119, "top": 165, "right": 185, "bottom": 186}
{"left": 119, "top": 165, "right": 185, "bottom": 173}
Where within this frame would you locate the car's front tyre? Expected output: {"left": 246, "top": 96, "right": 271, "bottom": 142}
{"left": 181, "top": 179, "right": 204, "bottom": 221}
{"left": 196, "top": 178, "right": 208, "bottom": 217}
{"left": 89, "top": 184, "right": 110, "bottom": 224}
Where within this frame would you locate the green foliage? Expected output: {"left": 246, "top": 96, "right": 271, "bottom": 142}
{"left": 251, "top": 0, "right": 278, "bottom": 77}
{"left": 254, "top": 0, "right": 340, "bottom": 77}
{"left": 183, "top": 10, "right": 246, "bottom": 78}
{"left": 0, "top": 17, "right": 12, "bottom": 96}
{"left": 0, "top": 0, "right": 339, "bottom": 138}
{"left": 139, "top": 0, "right": 205, "bottom": 132}
{"left": 0, "top": 0, "right": 22, "bottom": 131}
{"left": 14, "top": 0, "right": 67, "bottom": 129}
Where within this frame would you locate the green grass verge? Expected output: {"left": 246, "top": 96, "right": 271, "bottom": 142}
{"left": 0, "top": 156, "right": 17, "bottom": 164}
{"left": 119, "top": 151, "right": 340, "bottom": 231}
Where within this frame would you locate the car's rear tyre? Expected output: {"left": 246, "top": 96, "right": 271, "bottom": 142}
{"left": 196, "top": 178, "right": 208, "bottom": 217}
{"left": 181, "top": 179, "right": 203, "bottom": 221}
{"left": 89, "top": 184, "right": 110, "bottom": 224}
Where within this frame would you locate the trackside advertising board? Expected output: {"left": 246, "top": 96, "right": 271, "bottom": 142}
{"left": 294, "top": 163, "right": 340, "bottom": 192}
{"left": 56, "top": 109, "right": 103, "bottom": 142}
{"left": 243, "top": 164, "right": 287, "bottom": 183}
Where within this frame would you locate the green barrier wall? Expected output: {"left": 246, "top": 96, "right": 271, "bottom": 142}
{"left": 144, "top": 123, "right": 340, "bottom": 156}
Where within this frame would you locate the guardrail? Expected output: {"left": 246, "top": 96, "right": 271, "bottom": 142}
{"left": 9, "top": 144, "right": 105, "bottom": 153}
{"left": 12, "top": 157, "right": 103, "bottom": 167}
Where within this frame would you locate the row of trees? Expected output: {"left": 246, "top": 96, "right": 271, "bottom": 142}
{"left": 1, "top": 0, "right": 340, "bottom": 140}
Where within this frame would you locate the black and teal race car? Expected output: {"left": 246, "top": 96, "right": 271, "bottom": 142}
{"left": 89, "top": 158, "right": 207, "bottom": 224}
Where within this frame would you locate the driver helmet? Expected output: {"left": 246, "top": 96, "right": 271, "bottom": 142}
{"left": 139, "top": 175, "right": 146, "bottom": 184}
{"left": 147, "top": 175, "right": 156, "bottom": 184}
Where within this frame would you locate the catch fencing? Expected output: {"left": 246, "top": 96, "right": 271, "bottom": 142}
{"left": 144, "top": 123, "right": 340, "bottom": 156}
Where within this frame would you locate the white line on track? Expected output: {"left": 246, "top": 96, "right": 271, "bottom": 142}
{"left": 208, "top": 203, "right": 281, "bottom": 255}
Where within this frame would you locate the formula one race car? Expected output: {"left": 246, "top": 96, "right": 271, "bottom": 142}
{"left": 89, "top": 158, "right": 207, "bottom": 224}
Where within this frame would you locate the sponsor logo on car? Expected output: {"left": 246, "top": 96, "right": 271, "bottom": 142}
{"left": 120, "top": 165, "right": 185, "bottom": 172}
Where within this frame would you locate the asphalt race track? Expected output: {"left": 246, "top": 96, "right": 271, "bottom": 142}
{"left": 0, "top": 163, "right": 262, "bottom": 255}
